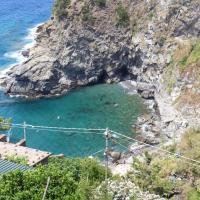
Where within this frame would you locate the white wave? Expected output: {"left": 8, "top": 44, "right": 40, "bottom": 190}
{"left": 24, "top": 22, "right": 43, "bottom": 48}
{"left": 2, "top": 22, "right": 44, "bottom": 70}
{"left": 4, "top": 51, "right": 25, "bottom": 64}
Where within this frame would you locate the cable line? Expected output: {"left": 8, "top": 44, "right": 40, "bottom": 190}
{"left": 110, "top": 130, "right": 200, "bottom": 166}
{"left": 0, "top": 122, "right": 106, "bottom": 132}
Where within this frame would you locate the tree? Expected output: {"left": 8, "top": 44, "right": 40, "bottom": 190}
{"left": 0, "top": 116, "right": 12, "bottom": 131}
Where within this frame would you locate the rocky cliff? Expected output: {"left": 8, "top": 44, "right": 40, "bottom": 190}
{"left": 0, "top": 0, "right": 198, "bottom": 96}
{"left": 0, "top": 0, "right": 199, "bottom": 121}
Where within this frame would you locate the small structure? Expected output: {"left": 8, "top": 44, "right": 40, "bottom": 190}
{"left": 0, "top": 159, "right": 32, "bottom": 174}
{"left": 0, "top": 142, "right": 51, "bottom": 167}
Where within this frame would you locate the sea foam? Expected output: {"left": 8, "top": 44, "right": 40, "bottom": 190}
{"left": 3, "top": 23, "right": 43, "bottom": 68}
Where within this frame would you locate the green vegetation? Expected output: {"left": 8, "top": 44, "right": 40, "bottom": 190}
{"left": 148, "top": 11, "right": 155, "bottom": 20}
{"left": 128, "top": 128, "right": 200, "bottom": 199}
{"left": 173, "top": 39, "right": 200, "bottom": 71}
{"left": 188, "top": 40, "right": 200, "bottom": 64}
{"left": 164, "top": 39, "right": 200, "bottom": 100}
{"left": 5, "top": 155, "right": 28, "bottom": 166}
{"left": 81, "top": 4, "right": 95, "bottom": 23}
{"left": 166, "top": 78, "right": 176, "bottom": 94}
{"left": 53, "top": 0, "right": 71, "bottom": 20}
{"left": 159, "top": 36, "right": 166, "bottom": 47}
{"left": 0, "top": 116, "right": 12, "bottom": 131}
{"left": 95, "top": 0, "right": 106, "bottom": 8}
{"left": 0, "top": 157, "right": 111, "bottom": 199}
{"left": 115, "top": 4, "right": 129, "bottom": 27}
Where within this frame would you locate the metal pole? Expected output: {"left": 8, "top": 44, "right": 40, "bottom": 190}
{"left": 7, "top": 129, "right": 11, "bottom": 143}
{"left": 42, "top": 177, "right": 50, "bottom": 200}
{"left": 23, "top": 121, "right": 26, "bottom": 141}
{"left": 104, "top": 128, "right": 109, "bottom": 197}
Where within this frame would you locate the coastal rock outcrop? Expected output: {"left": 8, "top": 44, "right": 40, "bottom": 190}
{"left": 0, "top": 0, "right": 199, "bottom": 100}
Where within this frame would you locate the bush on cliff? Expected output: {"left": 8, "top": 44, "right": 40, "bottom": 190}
{"left": 53, "top": 0, "right": 71, "bottom": 20}
{"left": 95, "top": 0, "right": 106, "bottom": 8}
{"left": 128, "top": 128, "right": 200, "bottom": 199}
{"left": 0, "top": 116, "right": 12, "bottom": 131}
{"left": 115, "top": 4, "right": 129, "bottom": 27}
{"left": 81, "top": 4, "right": 95, "bottom": 23}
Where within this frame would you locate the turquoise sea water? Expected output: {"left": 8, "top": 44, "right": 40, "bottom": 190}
{"left": 0, "top": 0, "right": 147, "bottom": 156}
{"left": 0, "top": 0, "right": 53, "bottom": 68}
{"left": 0, "top": 85, "right": 146, "bottom": 156}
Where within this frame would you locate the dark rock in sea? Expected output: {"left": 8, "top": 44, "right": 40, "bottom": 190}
{"left": 21, "top": 50, "right": 30, "bottom": 58}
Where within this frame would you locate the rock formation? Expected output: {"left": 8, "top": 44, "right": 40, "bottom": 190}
{"left": 0, "top": 0, "right": 199, "bottom": 134}
{"left": 0, "top": 0, "right": 199, "bottom": 99}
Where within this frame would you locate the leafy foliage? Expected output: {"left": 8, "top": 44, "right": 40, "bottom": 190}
{"left": 81, "top": 4, "right": 95, "bottom": 23}
{"left": 5, "top": 155, "right": 28, "bottom": 166}
{"left": 0, "top": 116, "right": 12, "bottom": 131}
{"left": 95, "top": 0, "right": 106, "bottom": 8}
{"left": 129, "top": 128, "right": 200, "bottom": 199}
{"left": 115, "top": 4, "right": 129, "bottom": 27}
{"left": 0, "top": 157, "right": 110, "bottom": 200}
{"left": 53, "top": 0, "right": 71, "bottom": 20}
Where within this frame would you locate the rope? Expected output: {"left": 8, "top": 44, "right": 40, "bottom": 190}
{"left": 111, "top": 139, "right": 130, "bottom": 150}
{"left": 90, "top": 149, "right": 104, "bottom": 156}
{"left": 111, "top": 135, "right": 200, "bottom": 169}
{"left": 1, "top": 120, "right": 200, "bottom": 168}
{"left": 110, "top": 130, "right": 200, "bottom": 166}
{"left": 0, "top": 122, "right": 106, "bottom": 132}
{"left": 25, "top": 127, "right": 104, "bottom": 135}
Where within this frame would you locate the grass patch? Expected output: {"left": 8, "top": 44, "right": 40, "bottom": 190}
{"left": 148, "top": 11, "right": 155, "bottom": 20}
{"left": 115, "top": 4, "right": 129, "bottom": 27}
{"left": 81, "top": 4, "right": 95, "bottom": 23}
{"left": 186, "top": 40, "right": 200, "bottom": 65}
{"left": 173, "top": 39, "right": 200, "bottom": 71}
{"left": 95, "top": 0, "right": 106, "bottom": 8}
{"left": 166, "top": 77, "right": 176, "bottom": 94}
{"left": 129, "top": 128, "right": 200, "bottom": 199}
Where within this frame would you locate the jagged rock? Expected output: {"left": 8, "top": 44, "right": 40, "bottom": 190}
{"left": 0, "top": 0, "right": 199, "bottom": 99}
{"left": 21, "top": 50, "right": 30, "bottom": 58}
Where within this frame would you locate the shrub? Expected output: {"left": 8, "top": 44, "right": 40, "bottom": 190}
{"left": 159, "top": 36, "right": 166, "bottom": 47}
{"left": 6, "top": 155, "right": 28, "bottom": 165}
{"left": 0, "top": 116, "right": 12, "bottom": 131}
{"left": 82, "top": 4, "right": 95, "bottom": 23}
{"left": 148, "top": 11, "right": 155, "bottom": 20}
{"left": 130, "top": 128, "right": 200, "bottom": 198}
{"left": 115, "top": 4, "right": 129, "bottom": 27}
{"left": 0, "top": 157, "right": 111, "bottom": 199}
{"left": 95, "top": 0, "right": 106, "bottom": 7}
{"left": 131, "top": 157, "right": 177, "bottom": 197}
{"left": 53, "top": 0, "right": 71, "bottom": 20}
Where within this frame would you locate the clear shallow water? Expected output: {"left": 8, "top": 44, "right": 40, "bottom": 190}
{"left": 0, "top": 84, "right": 146, "bottom": 156}
{"left": 0, "top": 0, "right": 147, "bottom": 156}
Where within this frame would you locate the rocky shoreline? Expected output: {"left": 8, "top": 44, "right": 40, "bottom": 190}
{"left": 109, "top": 79, "right": 196, "bottom": 176}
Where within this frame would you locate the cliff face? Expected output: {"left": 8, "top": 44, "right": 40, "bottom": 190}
{"left": 0, "top": 0, "right": 200, "bottom": 102}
